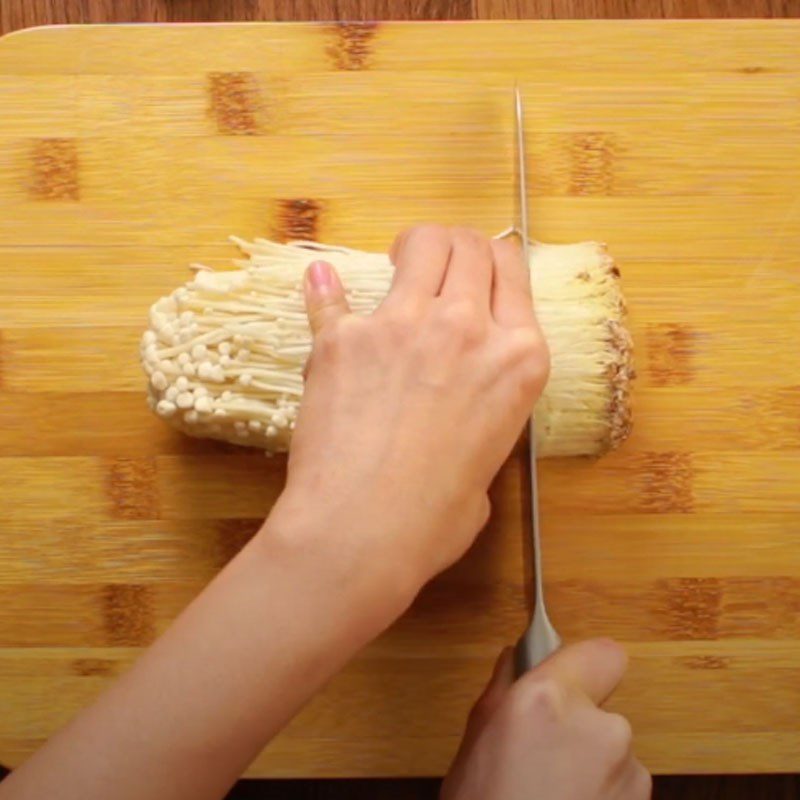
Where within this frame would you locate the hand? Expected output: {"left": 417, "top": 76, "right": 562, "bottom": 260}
{"left": 271, "top": 225, "right": 549, "bottom": 613}
{"left": 441, "top": 639, "right": 651, "bottom": 800}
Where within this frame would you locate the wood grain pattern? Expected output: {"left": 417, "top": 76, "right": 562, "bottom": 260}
{"left": 0, "top": 5, "right": 797, "bottom": 800}
{"left": 1, "top": 16, "right": 800, "bottom": 785}
{"left": 1, "top": 0, "right": 799, "bottom": 33}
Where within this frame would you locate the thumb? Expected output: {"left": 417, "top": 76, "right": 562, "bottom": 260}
{"left": 304, "top": 260, "right": 350, "bottom": 337}
{"left": 523, "top": 638, "right": 627, "bottom": 707}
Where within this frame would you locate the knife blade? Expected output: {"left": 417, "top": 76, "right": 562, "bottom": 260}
{"left": 512, "top": 85, "right": 562, "bottom": 676}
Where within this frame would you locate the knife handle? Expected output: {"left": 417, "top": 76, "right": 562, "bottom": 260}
{"left": 513, "top": 615, "right": 562, "bottom": 679}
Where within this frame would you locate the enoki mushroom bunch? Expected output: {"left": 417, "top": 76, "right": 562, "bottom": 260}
{"left": 141, "top": 236, "right": 633, "bottom": 457}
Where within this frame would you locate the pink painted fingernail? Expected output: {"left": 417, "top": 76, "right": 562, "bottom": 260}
{"left": 308, "top": 260, "right": 333, "bottom": 290}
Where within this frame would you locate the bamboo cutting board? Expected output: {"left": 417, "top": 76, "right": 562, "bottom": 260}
{"left": 0, "top": 20, "right": 799, "bottom": 777}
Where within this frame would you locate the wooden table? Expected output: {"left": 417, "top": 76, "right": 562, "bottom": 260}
{"left": 0, "top": 3, "right": 789, "bottom": 800}
{"left": 1, "top": 0, "right": 798, "bottom": 32}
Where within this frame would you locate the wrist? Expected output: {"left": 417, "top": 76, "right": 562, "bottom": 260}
{"left": 254, "top": 488, "right": 419, "bottom": 641}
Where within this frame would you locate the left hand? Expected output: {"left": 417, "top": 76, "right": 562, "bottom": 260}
{"left": 269, "top": 225, "right": 549, "bottom": 615}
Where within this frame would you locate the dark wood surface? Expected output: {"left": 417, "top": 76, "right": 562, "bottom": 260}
{"left": 1, "top": 0, "right": 799, "bottom": 32}
{"left": 1, "top": 1, "right": 798, "bottom": 797}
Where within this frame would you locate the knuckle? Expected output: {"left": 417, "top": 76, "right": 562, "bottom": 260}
{"left": 477, "top": 494, "right": 491, "bottom": 528}
{"left": 464, "top": 494, "right": 492, "bottom": 533}
{"left": 312, "top": 327, "right": 337, "bottom": 360}
{"left": 335, "top": 314, "right": 367, "bottom": 340}
{"left": 516, "top": 677, "right": 564, "bottom": 723}
{"left": 522, "top": 352, "right": 550, "bottom": 393}
{"left": 381, "top": 304, "right": 418, "bottom": 336}
{"left": 376, "top": 310, "right": 419, "bottom": 354}
{"left": 437, "top": 300, "right": 483, "bottom": 343}
{"left": 314, "top": 315, "right": 365, "bottom": 359}
{"left": 605, "top": 712, "right": 633, "bottom": 754}
{"left": 508, "top": 326, "right": 547, "bottom": 360}
{"left": 508, "top": 328, "right": 550, "bottom": 389}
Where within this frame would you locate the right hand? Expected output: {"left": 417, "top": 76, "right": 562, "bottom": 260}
{"left": 441, "top": 639, "right": 651, "bottom": 800}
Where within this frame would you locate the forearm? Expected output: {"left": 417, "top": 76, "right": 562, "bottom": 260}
{"left": 0, "top": 500, "right": 408, "bottom": 800}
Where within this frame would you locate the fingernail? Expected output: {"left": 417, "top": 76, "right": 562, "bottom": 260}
{"left": 308, "top": 260, "right": 333, "bottom": 291}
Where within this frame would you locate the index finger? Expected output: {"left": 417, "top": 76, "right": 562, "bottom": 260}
{"left": 521, "top": 638, "right": 628, "bottom": 706}
{"left": 386, "top": 224, "right": 452, "bottom": 302}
